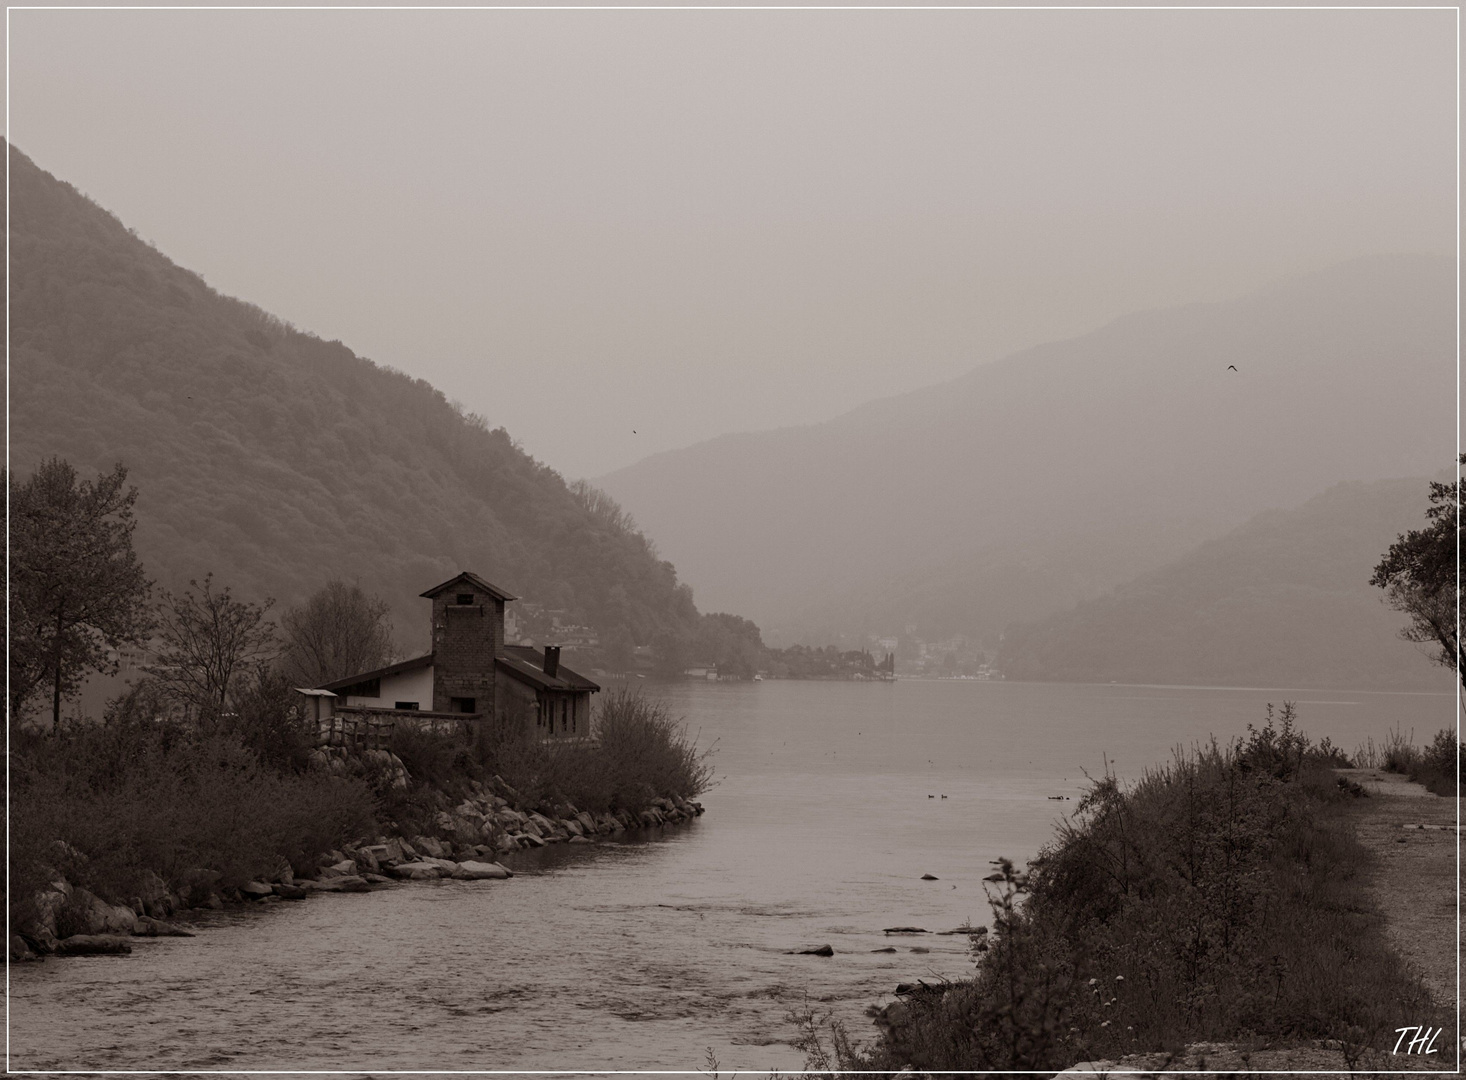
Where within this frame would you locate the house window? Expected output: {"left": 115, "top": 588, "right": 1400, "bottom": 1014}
{"left": 455, "top": 593, "right": 474, "bottom": 605}
{"left": 561, "top": 698, "right": 568, "bottom": 733}
{"left": 394, "top": 701, "right": 419, "bottom": 711}
{"left": 451, "top": 697, "right": 476, "bottom": 713}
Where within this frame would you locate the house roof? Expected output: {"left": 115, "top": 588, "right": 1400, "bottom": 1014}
{"left": 420, "top": 571, "right": 518, "bottom": 603}
{"left": 501, "top": 645, "right": 601, "bottom": 692}
{"left": 317, "top": 652, "right": 434, "bottom": 693}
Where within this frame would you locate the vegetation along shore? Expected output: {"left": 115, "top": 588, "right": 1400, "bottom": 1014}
{"left": 793, "top": 709, "right": 1460, "bottom": 1074}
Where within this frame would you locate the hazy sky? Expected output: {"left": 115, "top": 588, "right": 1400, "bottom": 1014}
{"left": 8, "top": 8, "right": 1455, "bottom": 478}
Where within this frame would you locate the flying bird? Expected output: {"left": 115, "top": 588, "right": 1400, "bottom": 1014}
{"left": 1226, "top": 365, "right": 1237, "bottom": 372}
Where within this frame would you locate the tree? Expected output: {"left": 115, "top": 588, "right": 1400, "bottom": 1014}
{"left": 8, "top": 459, "right": 154, "bottom": 729}
{"left": 1371, "top": 455, "right": 1463, "bottom": 687}
{"left": 148, "top": 574, "right": 277, "bottom": 726}
{"left": 279, "top": 579, "right": 395, "bottom": 687}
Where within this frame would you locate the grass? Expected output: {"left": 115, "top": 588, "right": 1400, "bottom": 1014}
{"left": 799, "top": 705, "right": 1451, "bottom": 1073}
{"left": 1353, "top": 724, "right": 1461, "bottom": 797}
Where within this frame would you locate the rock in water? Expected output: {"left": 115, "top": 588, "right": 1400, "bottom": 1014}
{"left": 870, "top": 947, "right": 898, "bottom": 953}
{"left": 240, "top": 881, "right": 274, "bottom": 899}
{"left": 452, "top": 861, "right": 513, "bottom": 880}
{"left": 920, "top": 873, "right": 939, "bottom": 881}
{"left": 883, "top": 927, "right": 929, "bottom": 934}
{"left": 789, "top": 944, "right": 835, "bottom": 956}
{"left": 132, "top": 917, "right": 195, "bottom": 937}
{"left": 273, "top": 884, "right": 309, "bottom": 900}
{"left": 54, "top": 934, "right": 132, "bottom": 956}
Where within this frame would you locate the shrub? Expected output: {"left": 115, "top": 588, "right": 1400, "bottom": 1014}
{"left": 829, "top": 708, "right": 1448, "bottom": 1072}
{"left": 10, "top": 720, "right": 377, "bottom": 910}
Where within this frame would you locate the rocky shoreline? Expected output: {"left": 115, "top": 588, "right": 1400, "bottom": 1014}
{"left": 12, "top": 774, "right": 704, "bottom": 962}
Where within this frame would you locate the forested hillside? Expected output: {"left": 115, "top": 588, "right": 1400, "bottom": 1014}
{"left": 7, "top": 144, "right": 699, "bottom": 656}
{"left": 994, "top": 476, "right": 1454, "bottom": 691}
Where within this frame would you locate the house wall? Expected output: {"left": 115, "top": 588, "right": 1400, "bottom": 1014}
{"left": 495, "top": 675, "right": 541, "bottom": 737}
{"left": 342, "top": 667, "right": 434, "bottom": 709}
{"left": 431, "top": 590, "right": 503, "bottom": 713}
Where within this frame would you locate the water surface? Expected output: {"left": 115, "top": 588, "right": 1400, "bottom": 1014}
{"left": 11, "top": 678, "right": 1454, "bottom": 1071}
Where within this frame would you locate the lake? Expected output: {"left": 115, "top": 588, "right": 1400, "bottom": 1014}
{"left": 10, "top": 677, "right": 1456, "bottom": 1071}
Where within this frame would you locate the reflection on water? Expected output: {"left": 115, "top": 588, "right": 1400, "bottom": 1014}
{"left": 11, "top": 678, "right": 1453, "bottom": 1070}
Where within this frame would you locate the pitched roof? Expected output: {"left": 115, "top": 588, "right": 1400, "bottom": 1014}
{"left": 501, "top": 645, "right": 601, "bottom": 692}
{"left": 317, "top": 652, "right": 434, "bottom": 692}
{"left": 419, "top": 571, "right": 518, "bottom": 603}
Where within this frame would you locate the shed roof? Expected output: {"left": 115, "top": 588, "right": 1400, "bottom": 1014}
{"left": 420, "top": 571, "right": 518, "bottom": 603}
{"left": 500, "top": 645, "right": 601, "bottom": 692}
{"left": 317, "top": 652, "right": 434, "bottom": 693}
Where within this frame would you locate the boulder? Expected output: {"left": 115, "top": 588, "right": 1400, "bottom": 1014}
{"left": 178, "top": 868, "right": 222, "bottom": 906}
{"left": 451, "top": 861, "right": 513, "bottom": 880}
{"left": 70, "top": 889, "right": 138, "bottom": 936}
{"left": 138, "top": 870, "right": 171, "bottom": 905}
{"left": 273, "top": 884, "right": 309, "bottom": 900}
{"left": 311, "top": 875, "right": 370, "bottom": 892}
{"left": 361, "top": 843, "right": 394, "bottom": 866}
{"left": 883, "top": 927, "right": 929, "bottom": 935}
{"left": 562, "top": 819, "right": 584, "bottom": 838}
{"left": 920, "top": 873, "right": 939, "bottom": 881}
{"left": 319, "top": 860, "right": 358, "bottom": 879}
{"left": 789, "top": 944, "right": 835, "bottom": 956}
{"left": 516, "top": 833, "right": 545, "bottom": 848}
{"left": 576, "top": 811, "right": 599, "bottom": 834}
{"left": 362, "top": 872, "right": 393, "bottom": 884}
{"left": 23, "top": 882, "right": 71, "bottom": 940}
{"left": 568, "top": 835, "right": 593, "bottom": 845}
{"left": 870, "top": 947, "right": 898, "bottom": 953}
{"left": 239, "top": 881, "right": 274, "bottom": 899}
{"left": 353, "top": 848, "right": 381, "bottom": 875}
{"left": 54, "top": 934, "right": 132, "bottom": 956}
{"left": 133, "top": 917, "right": 195, "bottom": 937}
{"left": 413, "top": 835, "right": 448, "bottom": 860}
{"left": 387, "top": 862, "right": 446, "bottom": 881}
{"left": 10, "top": 934, "right": 37, "bottom": 962}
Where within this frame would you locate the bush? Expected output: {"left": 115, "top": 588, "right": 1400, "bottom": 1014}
{"left": 822, "top": 707, "right": 1448, "bottom": 1072}
{"left": 10, "top": 720, "right": 377, "bottom": 909}
{"left": 444, "top": 689, "right": 715, "bottom": 814}
{"left": 1353, "top": 725, "right": 1460, "bottom": 796}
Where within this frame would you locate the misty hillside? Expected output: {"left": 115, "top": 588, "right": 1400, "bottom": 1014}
{"left": 993, "top": 476, "right": 1454, "bottom": 692}
{"left": 7, "top": 144, "right": 698, "bottom": 654}
{"left": 599, "top": 253, "right": 1455, "bottom": 645}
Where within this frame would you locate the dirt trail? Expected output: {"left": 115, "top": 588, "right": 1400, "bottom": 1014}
{"left": 1336, "top": 767, "right": 1458, "bottom": 1012}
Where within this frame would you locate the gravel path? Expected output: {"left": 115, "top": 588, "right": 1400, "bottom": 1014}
{"left": 1336, "top": 767, "right": 1458, "bottom": 1013}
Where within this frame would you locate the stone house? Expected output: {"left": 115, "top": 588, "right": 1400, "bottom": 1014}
{"left": 309, "top": 571, "right": 600, "bottom": 739}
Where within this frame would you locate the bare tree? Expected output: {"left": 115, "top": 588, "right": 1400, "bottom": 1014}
{"left": 148, "top": 575, "right": 277, "bottom": 726}
{"left": 8, "top": 459, "right": 154, "bottom": 730}
{"left": 280, "top": 579, "right": 395, "bottom": 687}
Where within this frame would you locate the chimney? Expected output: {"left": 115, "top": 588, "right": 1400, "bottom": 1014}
{"left": 543, "top": 645, "right": 561, "bottom": 679}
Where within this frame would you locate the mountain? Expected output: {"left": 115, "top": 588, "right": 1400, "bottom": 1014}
{"left": 6, "top": 144, "right": 699, "bottom": 656}
{"left": 993, "top": 476, "right": 1454, "bottom": 691}
{"left": 598, "top": 253, "right": 1456, "bottom": 645}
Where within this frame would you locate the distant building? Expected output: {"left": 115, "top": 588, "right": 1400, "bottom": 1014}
{"left": 310, "top": 571, "right": 600, "bottom": 739}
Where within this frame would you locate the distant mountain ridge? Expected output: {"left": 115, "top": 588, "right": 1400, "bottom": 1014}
{"left": 599, "top": 253, "right": 1456, "bottom": 648}
{"left": 994, "top": 476, "right": 1454, "bottom": 692}
{"left": 7, "top": 144, "right": 700, "bottom": 655}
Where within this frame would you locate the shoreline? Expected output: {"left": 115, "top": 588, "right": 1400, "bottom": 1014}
{"left": 12, "top": 776, "right": 705, "bottom": 962}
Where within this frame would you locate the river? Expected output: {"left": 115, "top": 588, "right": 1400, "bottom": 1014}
{"left": 9, "top": 677, "right": 1455, "bottom": 1071}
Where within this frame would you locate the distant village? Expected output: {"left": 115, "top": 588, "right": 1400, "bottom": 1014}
{"left": 506, "top": 602, "right": 994, "bottom": 682}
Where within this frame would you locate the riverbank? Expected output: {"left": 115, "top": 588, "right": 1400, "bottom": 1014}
{"left": 806, "top": 710, "right": 1457, "bottom": 1073}
{"left": 10, "top": 689, "right": 711, "bottom": 963}
{"left": 12, "top": 775, "right": 704, "bottom": 960}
